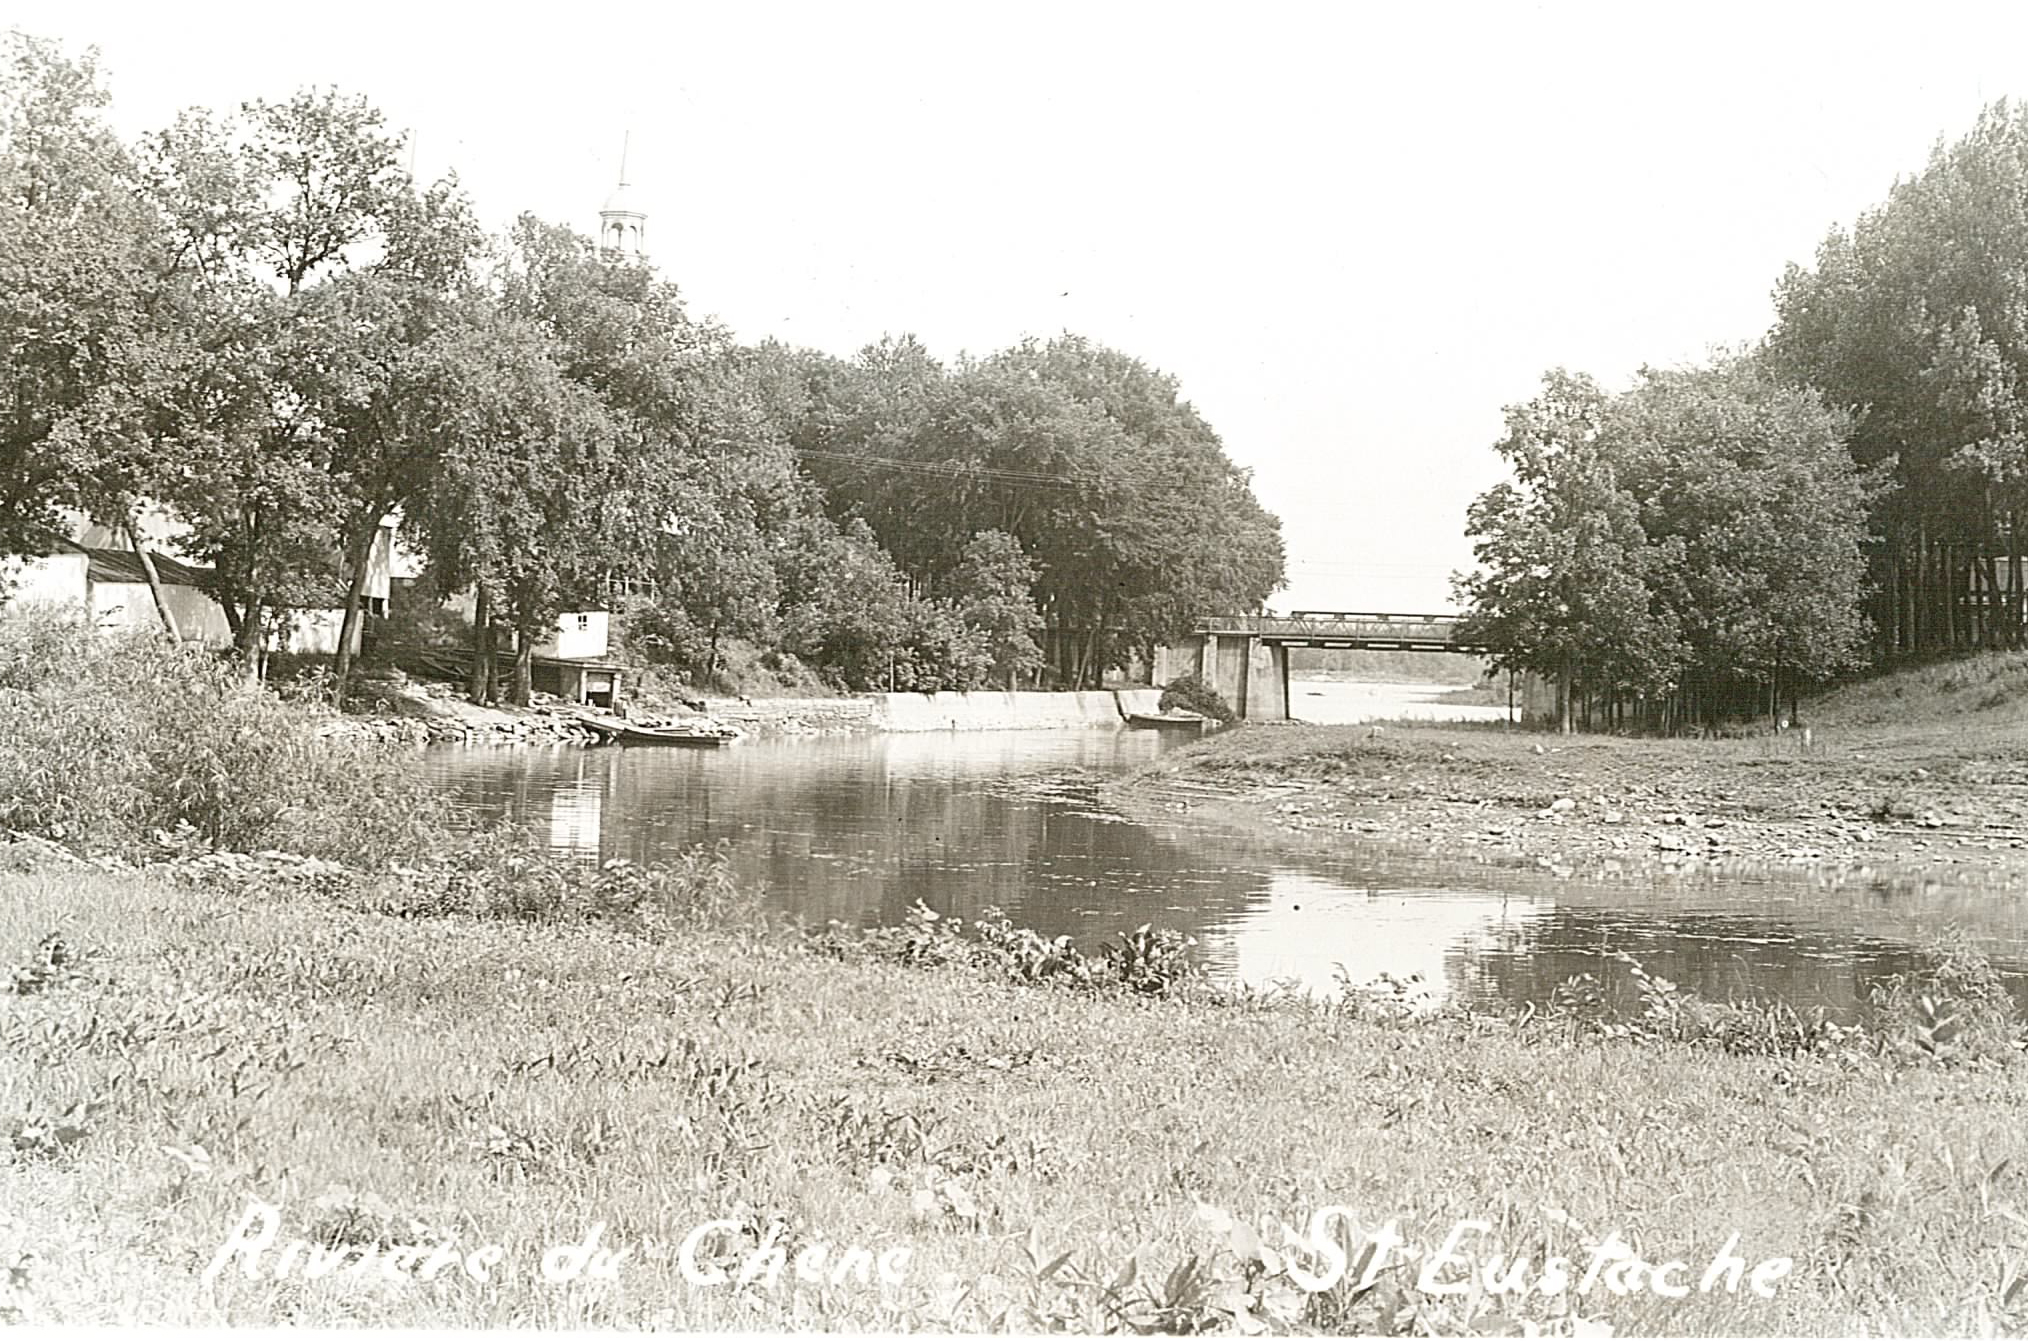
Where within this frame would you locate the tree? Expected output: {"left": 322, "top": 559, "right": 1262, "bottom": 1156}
{"left": 0, "top": 33, "right": 162, "bottom": 565}
{"left": 788, "top": 333, "right": 1285, "bottom": 687}
{"left": 1455, "top": 371, "right": 1686, "bottom": 732}
{"left": 134, "top": 85, "right": 452, "bottom": 679}
{"left": 948, "top": 529, "right": 1043, "bottom": 689}
{"left": 1769, "top": 99, "right": 2028, "bottom": 654}
{"left": 1613, "top": 358, "right": 1877, "bottom": 718}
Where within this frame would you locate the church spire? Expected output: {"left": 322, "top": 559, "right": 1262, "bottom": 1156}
{"left": 599, "top": 131, "right": 646, "bottom": 262}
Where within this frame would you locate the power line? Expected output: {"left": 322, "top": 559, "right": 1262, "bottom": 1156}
{"left": 792, "top": 446, "right": 1098, "bottom": 491}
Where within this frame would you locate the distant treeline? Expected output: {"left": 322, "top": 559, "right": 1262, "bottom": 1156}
{"left": 1459, "top": 102, "right": 2028, "bottom": 731}
{"left": 0, "top": 34, "right": 1284, "bottom": 703}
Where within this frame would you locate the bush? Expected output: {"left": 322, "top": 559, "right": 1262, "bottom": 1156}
{"left": 1869, "top": 930, "right": 2023, "bottom": 1065}
{"left": 0, "top": 607, "right": 445, "bottom": 866}
{"left": 832, "top": 901, "right": 1200, "bottom": 997}
{"left": 1159, "top": 673, "right": 1237, "bottom": 723}
{"left": 367, "top": 833, "right": 761, "bottom": 932}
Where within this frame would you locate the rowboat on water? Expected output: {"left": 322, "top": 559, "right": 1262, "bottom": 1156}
{"left": 1124, "top": 710, "right": 1210, "bottom": 729}
{"left": 573, "top": 714, "right": 738, "bottom": 747}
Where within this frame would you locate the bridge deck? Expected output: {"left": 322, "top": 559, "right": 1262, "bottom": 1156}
{"left": 1192, "top": 611, "right": 1488, "bottom": 653}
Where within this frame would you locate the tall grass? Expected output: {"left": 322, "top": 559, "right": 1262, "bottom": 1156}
{"left": 0, "top": 607, "right": 445, "bottom": 867}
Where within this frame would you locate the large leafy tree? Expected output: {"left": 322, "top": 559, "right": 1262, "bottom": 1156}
{"left": 1614, "top": 358, "right": 1877, "bottom": 703}
{"left": 947, "top": 529, "right": 1044, "bottom": 689}
{"left": 788, "top": 333, "right": 1285, "bottom": 687}
{"left": 0, "top": 33, "right": 166, "bottom": 565}
{"left": 1458, "top": 363, "right": 1876, "bottom": 730}
{"left": 136, "top": 86, "right": 478, "bottom": 679}
{"left": 1456, "top": 371, "right": 1686, "bottom": 731}
{"left": 1769, "top": 99, "right": 2028, "bottom": 652}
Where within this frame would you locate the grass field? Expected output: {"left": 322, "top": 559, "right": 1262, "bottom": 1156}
{"left": 5, "top": 855, "right": 2028, "bottom": 1334}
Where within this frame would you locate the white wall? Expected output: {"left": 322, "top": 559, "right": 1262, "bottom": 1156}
{"left": 87, "top": 580, "right": 234, "bottom": 650}
{"left": 269, "top": 608, "right": 361, "bottom": 656}
{"left": 2, "top": 551, "right": 89, "bottom": 605}
{"left": 533, "top": 610, "right": 610, "bottom": 660}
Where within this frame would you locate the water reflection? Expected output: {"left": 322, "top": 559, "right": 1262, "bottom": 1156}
{"left": 424, "top": 726, "right": 2028, "bottom": 1015}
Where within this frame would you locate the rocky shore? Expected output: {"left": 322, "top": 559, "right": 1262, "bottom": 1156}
{"left": 1116, "top": 719, "right": 2028, "bottom": 888}
{"left": 328, "top": 671, "right": 741, "bottom": 747}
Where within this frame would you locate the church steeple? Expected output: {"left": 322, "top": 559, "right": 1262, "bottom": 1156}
{"left": 599, "top": 132, "right": 646, "bottom": 262}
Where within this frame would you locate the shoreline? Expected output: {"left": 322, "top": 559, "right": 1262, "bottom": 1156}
{"left": 3, "top": 835, "right": 2023, "bottom": 1332}
{"left": 1108, "top": 717, "right": 2028, "bottom": 893}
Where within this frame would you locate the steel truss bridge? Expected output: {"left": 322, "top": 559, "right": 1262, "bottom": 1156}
{"left": 1190, "top": 611, "right": 1488, "bottom": 654}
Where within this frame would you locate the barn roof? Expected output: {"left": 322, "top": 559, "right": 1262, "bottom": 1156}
{"left": 70, "top": 543, "right": 213, "bottom": 589}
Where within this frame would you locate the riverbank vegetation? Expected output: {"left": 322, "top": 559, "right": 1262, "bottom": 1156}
{"left": 1459, "top": 102, "right": 2028, "bottom": 731}
{"left": 0, "top": 31, "right": 1283, "bottom": 705}
{"left": 5, "top": 579, "right": 2028, "bottom": 1334}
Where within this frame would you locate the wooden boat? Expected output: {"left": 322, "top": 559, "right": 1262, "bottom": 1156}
{"left": 1125, "top": 710, "right": 1210, "bottom": 729}
{"left": 572, "top": 714, "right": 738, "bottom": 747}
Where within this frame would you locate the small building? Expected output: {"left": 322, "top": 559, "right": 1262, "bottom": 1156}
{"left": 3, "top": 522, "right": 397, "bottom": 657}
{"left": 2, "top": 542, "right": 234, "bottom": 649}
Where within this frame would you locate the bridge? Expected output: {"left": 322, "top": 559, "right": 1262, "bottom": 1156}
{"left": 1154, "top": 611, "right": 1489, "bottom": 721}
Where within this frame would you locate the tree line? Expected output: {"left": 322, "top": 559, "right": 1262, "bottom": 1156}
{"left": 1460, "top": 100, "right": 2028, "bottom": 730}
{"left": 0, "top": 33, "right": 1285, "bottom": 705}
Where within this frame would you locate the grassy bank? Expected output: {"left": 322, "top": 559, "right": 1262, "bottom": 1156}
{"left": 7, "top": 620, "right": 2028, "bottom": 1334}
{"left": 5, "top": 854, "right": 2028, "bottom": 1334}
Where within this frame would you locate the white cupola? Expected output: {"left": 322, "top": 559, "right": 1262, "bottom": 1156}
{"left": 599, "top": 132, "right": 646, "bottom": 262}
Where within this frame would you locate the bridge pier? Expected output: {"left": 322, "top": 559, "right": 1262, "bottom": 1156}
{"left": 1154, "top": 632, "right": 1290, "bottom": 720}
{"left": 1156, "top": 612, "right": 1485, "bottom": 723}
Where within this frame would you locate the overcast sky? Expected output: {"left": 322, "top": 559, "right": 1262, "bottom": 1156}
{"left": 14, "top": 1, "right": 2028, "bottom": 611}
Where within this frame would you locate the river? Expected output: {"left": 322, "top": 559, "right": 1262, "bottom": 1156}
{"left": 422, "top": 681, "right": 2028, "bottom": 1016}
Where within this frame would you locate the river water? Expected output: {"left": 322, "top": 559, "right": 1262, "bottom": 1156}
{"left": 422, "top": 681, "right": 2028, "bottom": 1016}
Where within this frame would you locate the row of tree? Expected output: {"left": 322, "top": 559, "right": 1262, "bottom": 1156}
{"left": 1460, "top": 100, "right": 2028, "bottom": 729}
{"left": 1457, "top": 361, "right": 1875, "bottom": 731}
{"left": 0, "top": 33, "right": 1285, "bottom": 702}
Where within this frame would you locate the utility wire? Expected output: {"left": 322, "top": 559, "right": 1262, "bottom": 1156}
{"left": 792, "top": 445, "right": 1099, "bottom": 491}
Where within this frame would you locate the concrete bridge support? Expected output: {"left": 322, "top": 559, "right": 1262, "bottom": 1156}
{"left": 1152, "top": 632, "right": 1290, "bottom": 720}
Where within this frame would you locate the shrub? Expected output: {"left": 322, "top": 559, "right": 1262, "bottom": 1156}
{"left": 369, "top": 833, "right": 760, "bottom": 932}
{"left": 0, "top": 607, "right": 445, "bottom": 866}
{"left": 834, "top": 902, "right": 1199, "bottom": 997}
{"left": 1545, "top": 954, "right": 1869, "bottom": 1060}
{"left": 1869, "top": 930, "right": 2023, "bottom": 1065}
{"left": 1159, "top": 673, "right": 1237, "bottom": 723}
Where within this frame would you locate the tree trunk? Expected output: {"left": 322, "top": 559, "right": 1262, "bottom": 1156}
{"left": 235, "top": 597, "right": 265, "bottom": 682}
{"left": 511, "top": 617, "right": 534, "bottom": 707}
{"left": 1915, "top": 523, "right": 1928, "bottom": 652}
{"left": 123, "top": 517, "right": 181, "bottom": 644}
{"left": 469, "top": 584, "right": 492, "bottom": 704}
{"left": 2011, "top": 508, "right": 2024, "bottom": 649}
{"left": 330, "top": 520, "right": 380, "bottom": 708}
{"left": 1558, "top": 655, "right": 1573, "bottom": 735}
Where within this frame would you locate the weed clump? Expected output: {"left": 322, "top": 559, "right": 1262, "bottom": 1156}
{"left": 1869, "top": 928, "right": 2023, "bottom": 1065}
{"left": 1542, "top": 934, "right": 2023, "bottom": 1068}
{"left": 366, "top": 835, "right": 760, "bottom": 933}
{"left": 830, "top": 902, "right": 1201, "bottom": 997}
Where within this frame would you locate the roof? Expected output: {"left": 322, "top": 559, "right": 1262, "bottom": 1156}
{"left": 73, "top": 543, "right": 213, "bottom": 589}
{"left": 601, "top": 182, "right": 644, "bottom": 217}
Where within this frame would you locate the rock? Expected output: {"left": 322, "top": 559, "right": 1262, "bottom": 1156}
{"left": 1531, "top": 744, "right": 1546, "bottom": 755}
{"left": 1602, "top": 810, "right": 1625, "bottom": 825}
{"left": 1550, "top": 798, "right": 1577, "bottom": 813}
{"left": 1919, "top": 811, "right": 1945, "bottom": 829}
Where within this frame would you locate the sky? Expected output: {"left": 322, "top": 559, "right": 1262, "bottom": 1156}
{"left": 14, "top": 1, "right": 2028, "bottom": 612}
